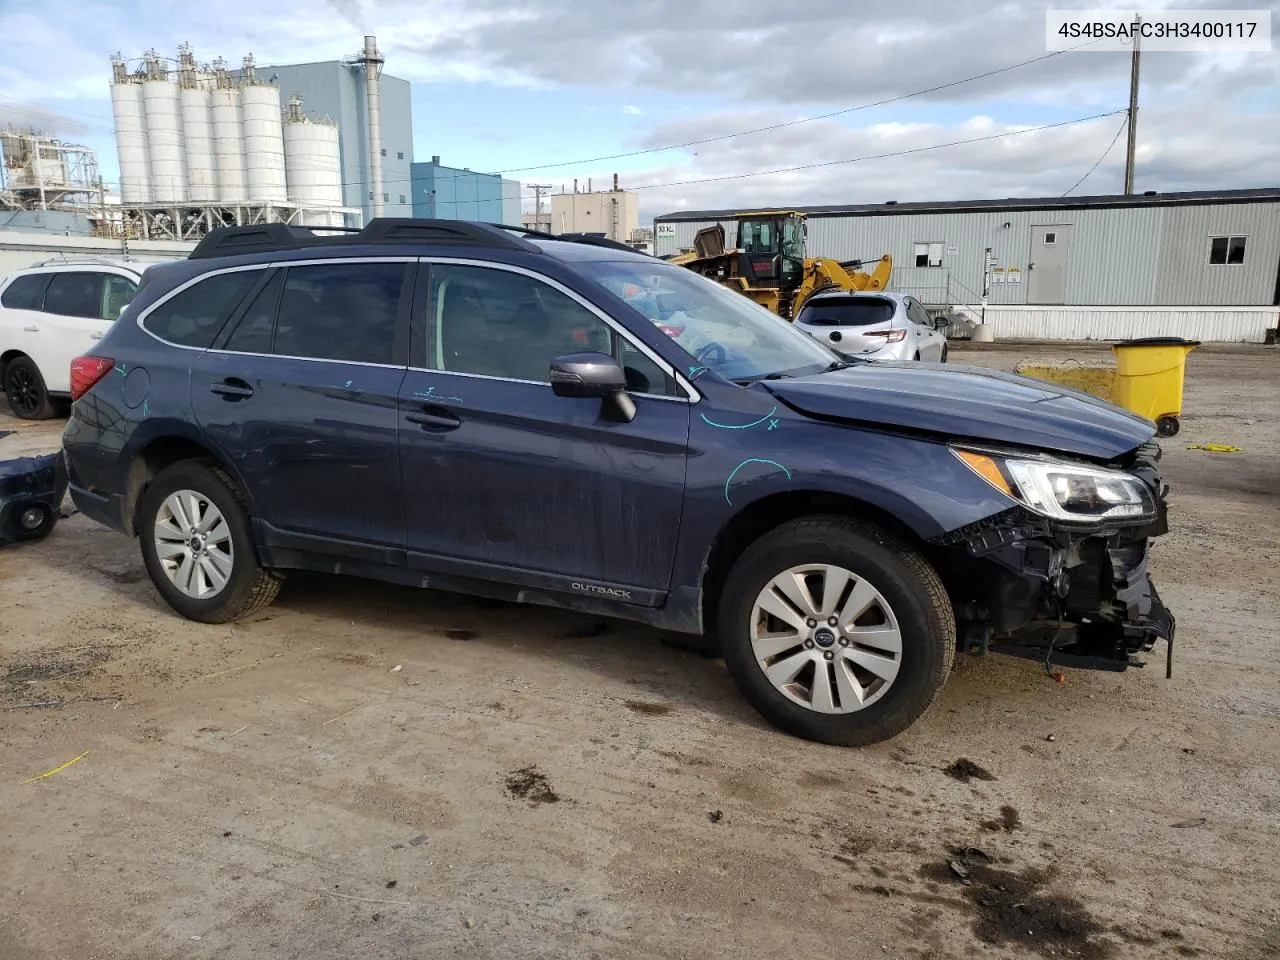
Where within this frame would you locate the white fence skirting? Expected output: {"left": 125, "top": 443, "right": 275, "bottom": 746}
{"left": 948, "top": 305, "right": 1279, "bottom": 343}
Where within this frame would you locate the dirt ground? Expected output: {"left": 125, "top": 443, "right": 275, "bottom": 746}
{"left": 2, "top": 341, "right": 1278, "bottom": 960}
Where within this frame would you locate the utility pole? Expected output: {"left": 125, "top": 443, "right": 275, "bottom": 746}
{"left": 98, "top": 175, "right": 108, "bottom": 236}
{"left": 1123, "top": 14, "right": 1142, "bottom": 195}
{"left": 531, "top": 184, "right": 552, "bottom": 233}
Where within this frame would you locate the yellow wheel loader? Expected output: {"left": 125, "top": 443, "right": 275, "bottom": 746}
{"left": 667, "top": 211, "right": 892, "bottom": 320}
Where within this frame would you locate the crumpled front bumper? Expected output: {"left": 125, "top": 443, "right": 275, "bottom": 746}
{"left": 0, "top": 450, "right": 67, "bottom": 547}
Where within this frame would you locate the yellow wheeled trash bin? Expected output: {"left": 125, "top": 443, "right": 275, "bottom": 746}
{"left": 1110, "top": 337, "right": 1199, "bottom": 437}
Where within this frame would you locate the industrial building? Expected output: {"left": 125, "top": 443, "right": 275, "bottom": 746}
{"left": 108, "top": 43, "right": 360, "bottom": 239}
{"left": 1, "top": 129, "right": 104, "bottom": 216}
{"left": 654, "top": 187, "right": 1280, "bottom": 309}
{"left": 256, "top": 38, "right": 413, "bottom": 224}
{"left": 547, "top": 178, "right": 640, "bottom": 242}
{"left": 410, "top": 157, "right": 520, "bottom": 224}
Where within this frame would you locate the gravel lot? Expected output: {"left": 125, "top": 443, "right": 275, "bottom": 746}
{"left": 2, "top": 341, "right": 1278, "bottom": 960}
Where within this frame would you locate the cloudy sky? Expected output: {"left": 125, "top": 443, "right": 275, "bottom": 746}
{"left": 1, "top": 0, "right": 1276, "bottom": 221}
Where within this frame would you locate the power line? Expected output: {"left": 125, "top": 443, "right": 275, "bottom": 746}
{"left": 622, "top": 109, "right": 1128, "bottom": 192}
{"left": 3, "top": 36, "right": 1107, "bottom": 197}
{"left": 76, "top": 110, "right": 1128, "bottom": 200}
{"left": 498, "top": 39, "right": 1102, "bottom": 175}
{"left": 1061, "top": 115, "right": 1129, "bottom": 196}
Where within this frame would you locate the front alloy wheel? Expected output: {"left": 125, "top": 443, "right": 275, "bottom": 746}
{"left": 717, "top": 516, "right": 955, "bottom": 747}
{"left": 750, "top": 564, "right": 902, "bottom": 714}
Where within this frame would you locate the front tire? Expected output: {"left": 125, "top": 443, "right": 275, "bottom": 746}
{"left": 138, "top": 461, "right": 280, "bottom": 623}
{"left": 717, "top": 516, "right": 955, "bottom": 747}
{"left": 4, "top": 355, "right": 56, "bottom": 420}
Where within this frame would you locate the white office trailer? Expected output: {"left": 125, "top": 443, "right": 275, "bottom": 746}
{"left": 654, "top": 188, "right": 1280, "bottom": 342}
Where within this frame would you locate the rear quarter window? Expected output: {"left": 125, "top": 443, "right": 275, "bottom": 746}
{"left": 797, "top": 297, "right": 896, "bottom": 327}
{"left": 143, "top": 270, "right": 262, "bottom": 348}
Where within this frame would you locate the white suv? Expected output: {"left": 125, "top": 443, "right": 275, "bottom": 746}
{"left": 0, "top": 259, "right": 145, "bottom": 419}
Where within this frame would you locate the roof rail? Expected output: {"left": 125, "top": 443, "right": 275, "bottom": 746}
{"left": 188, "top": 218, "right": 541, "bottom": 260}
{"left": 29, "top": 255, "right": 140, "bottom": 269}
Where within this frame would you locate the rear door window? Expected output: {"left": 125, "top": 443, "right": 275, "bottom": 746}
{"left": 222, "top": 271, "right": 284, "bottom": 354}
{"left": 43, "top": 272, "right": 105, "bottom": 319}
{"left": 272, "top": 262, "right": 409, "bottom": 365}
{"left": 144, "top": 270, "right": 263, "bottom": 348}
{"left": 1, "top": 273, "right": 50, "bottom": 310}
{"left": 797, "top": 297, "right": 896, "bottom": 327}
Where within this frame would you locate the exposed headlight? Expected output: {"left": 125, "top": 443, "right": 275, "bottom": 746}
{"left": 952, "top": 448, "right": 1156, "bottom": 523}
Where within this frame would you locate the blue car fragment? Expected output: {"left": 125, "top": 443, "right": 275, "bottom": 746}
{"left": 0, "top": 451, "right": 67, "bottom": 547}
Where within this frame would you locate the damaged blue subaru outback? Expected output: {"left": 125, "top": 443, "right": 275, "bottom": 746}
{"left": 61, "top": 220, "right": 1175, "bottom": 746}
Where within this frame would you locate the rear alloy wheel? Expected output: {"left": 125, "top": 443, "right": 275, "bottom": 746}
{"left": 153, "top": 491, "right": 236, "bottom": 600}
{"left": 718, "top": 516, "right": 955, "bottom": 746}
{"left": 4, "top": 355, "right": 55, "bottom": 420}
{"left": 138, "top": 461, "right": 280, "bottom": 623}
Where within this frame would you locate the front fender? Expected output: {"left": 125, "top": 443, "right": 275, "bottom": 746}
{"left": 670, "top": 415, "right": 1017, "bottom": 592}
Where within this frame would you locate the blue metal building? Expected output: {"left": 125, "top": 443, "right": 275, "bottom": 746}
{"left": 410, "top": 156, "right": 521, "bottom": 225}
{"left": 255, "top": 59, "right": 414, "bottom": 224}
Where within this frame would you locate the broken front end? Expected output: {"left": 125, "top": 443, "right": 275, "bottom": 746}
{"left": 933, "top": 440, "right": 1175, "bottom": 675}
{"left": 0, "top": 450, "right": 67, "bottom": 548}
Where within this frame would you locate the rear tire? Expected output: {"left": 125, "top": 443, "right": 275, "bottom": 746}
{"left": 716, "top": 516, "right": 955, "bottom": 747}
{"left": 137, "top": 461, "right": 281, "bottom": 624}
{"left": 940, "top": 345, "right": 949, "bottom": 363}
{"left": 4, "top": 355, "right": 56, "bottom": 420}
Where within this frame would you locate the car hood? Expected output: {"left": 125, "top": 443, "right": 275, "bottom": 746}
{"left": 763, "top": 361, "right": 1155, "bottom": 460}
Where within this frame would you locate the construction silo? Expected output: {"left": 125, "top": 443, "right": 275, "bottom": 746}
{"left": 283, "top": 96, "right": 342, "bottom": 226}
{"left": 240, "top": 57, "right": 288, "bottom": 204}
{"left": 109, "top": 56, "right": 150, "bottom": 204}
{"left": 210, "top": 59, "right": 248, "bottom": 203}
{"left": 178, "top": 44, "right": 217, "bottom": 203}
{"left": 142, "top": 51, "right": 187, "bottom": 203}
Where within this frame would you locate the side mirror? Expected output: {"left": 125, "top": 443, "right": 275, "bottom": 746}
{"left": 933, "top": 316, "right": 952, "bottom": 331}
{"left": 550, "top": 352, "right": 635, "bottom": 422}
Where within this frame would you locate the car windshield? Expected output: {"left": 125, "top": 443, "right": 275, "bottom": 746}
{"left": 797, "top": 297, "right": 896, "bottom": 327}
{"left": 577, "top": 258, "right": 843, "bottom": 382}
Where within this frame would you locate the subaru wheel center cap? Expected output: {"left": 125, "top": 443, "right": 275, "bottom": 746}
{"left": 813, "top": 627, "right": 837, "bottom": 648}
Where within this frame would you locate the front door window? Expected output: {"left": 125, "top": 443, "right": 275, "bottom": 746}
{"left": 428, "top": 263, "right": 673, "bottom": 395}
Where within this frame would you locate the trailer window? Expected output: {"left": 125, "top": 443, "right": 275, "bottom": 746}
{"left": 1209, "top": 236, "right": 1246, "bottom": 265}
{"left": 914, "top": 242, "right": 943, "bottom": 268}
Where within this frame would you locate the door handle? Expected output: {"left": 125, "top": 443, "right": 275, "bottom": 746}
{"left": 210, "top": 378, "right": 254, "bottom": 400}
{"left": 405, "top": 406, "right": 461, "bottom": 431}
{"left": 23, "top": 325, "right": 38, "bottom": 333}
{"left": 90, "top": 331, "right": 103, "bottom": 340}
